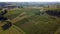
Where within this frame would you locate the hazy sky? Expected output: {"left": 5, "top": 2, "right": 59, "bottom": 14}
{"left": 0, "top": 0, "right": 60, "bottom": 2}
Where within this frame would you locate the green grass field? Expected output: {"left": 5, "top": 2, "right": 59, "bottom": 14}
{"left": 0, "top": 8, "right": 60, "bottom": 34}
{"left": 14, "top": 8, "right": 60, "bottom": 34}
{"left": 0, "top": 8, "right": 24, "bottom": 34}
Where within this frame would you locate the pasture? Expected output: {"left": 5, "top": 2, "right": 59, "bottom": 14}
{"left": 0, "top": 8, "right": 60, "bottom": 34}
{"left": 14, "top": 8, "right": 60, "bottom": 34}
{"left": 0, "top": 8, "right": 25, "bottom": 34}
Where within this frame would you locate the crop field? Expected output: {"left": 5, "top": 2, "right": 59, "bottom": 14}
{"left": 14, "top": 8, "right": 60, "bottom": 34}
{"left": 0, "top": 22, "right": 22, "bottom": 34}
{"left": 0, "top": 7, "right": 60, "bottom": 34}
{"left": 5, "top": 8, "right": 23, "bottom": 19}
{"left": 0, "top": 8, "right": 27, "bottom": 34}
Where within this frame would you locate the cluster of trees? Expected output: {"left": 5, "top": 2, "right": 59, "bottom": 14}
{"left": 2, "top": 21, "right": 12, "bottom": 30}
{"left": 0, "top": 9, "right": 7, "bottom": 21}
{"left": 0, "top": 9, "right": 12, "bottom": 31}
{"left": 46, "top": 10, "right": 60, "bottom": 17}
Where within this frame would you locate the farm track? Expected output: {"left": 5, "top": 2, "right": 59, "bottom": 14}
{"left": 8, "top": 12, "right": 27, "bottom": 23}
{"left": 7, "top": 12, "right": 27, "bottom": 34}
{"left": 0, "top": 22, "right": 22, "bottom": 34}
{"left": 0, "top": 8, "right": 27, "bottom": 34}
{"left": 12, "top": 25, "right": 26, "bottom": 34}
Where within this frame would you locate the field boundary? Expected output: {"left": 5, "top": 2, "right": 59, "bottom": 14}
{"left": 12, "top": 25, "right": 26, "bottom": 34}
{"left": 7, "top": 12, "right": 27, "bottom": 34}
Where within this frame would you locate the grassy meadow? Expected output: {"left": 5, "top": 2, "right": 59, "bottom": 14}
{"left": 0, "top": 8, "right": 60, "bottom": 34}
{"left": 14, "top": 8, "right": 60, "bottom": 34}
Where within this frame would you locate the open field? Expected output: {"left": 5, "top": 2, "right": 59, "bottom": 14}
{"left": 0, "top": 2, "right": 60, "bottom": 34}
{"left": 8, "top": 12, "right": 27, "bottom": 23}
{"left": 0, "top": 7, "right": 60, "bottom": 34}
{"left": 14, "top": 8, "right": 60, "bottom": 34}
{"left": 0, "top": 22, "right": 22, "bottom": 34}
{"left": 0, "top": 8, "right": 27, "bottom": 34}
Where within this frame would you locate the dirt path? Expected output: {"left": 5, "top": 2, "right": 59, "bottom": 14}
{"left": 12, "top": 25, "right": 26, "bottom": 34}
{"left": 0, "top": 9, "right": 26, "bottom": 34}
{"left": 11, "top": 16, "right": 27, "bottom": 23}
{"left": 8, "top": 12, "right": 27, "bottom": 23}
{"left": 7, "top": 12, "right": 27, "bottom": 34}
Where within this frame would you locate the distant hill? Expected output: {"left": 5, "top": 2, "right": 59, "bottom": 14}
{"left": 7, "top": 2, "right": 60, "bottom": 6}
{"left": 0, "top": 2, "right": 17, "bottom": 9}
{"left": 0, "top": 2, "right": 60, "bottom": 8}
{"left": 0, "top": 2, "right": 11, "bottom": 7}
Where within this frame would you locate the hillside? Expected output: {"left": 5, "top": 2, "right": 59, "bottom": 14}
{"left": 0, "top": 2, "right": 60, "bottom": 34}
